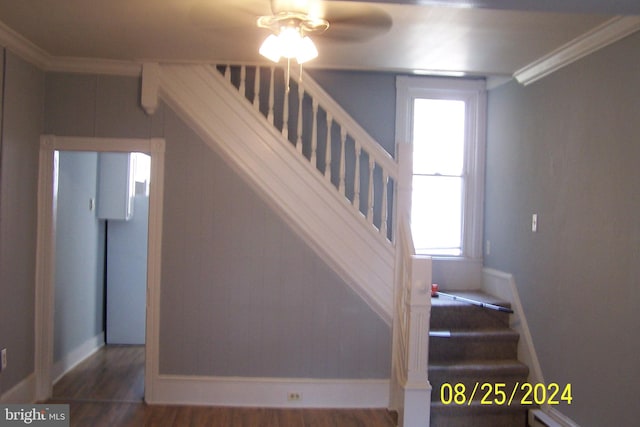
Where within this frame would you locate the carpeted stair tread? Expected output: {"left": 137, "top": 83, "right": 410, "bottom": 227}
{"left": 430, "top": 359, "right": 528, "bottom": 372}
{"left": 430, "top": 401, "right": 531, "bottom": 427}
{"left": 430, "top": 293, "right": 512, "bottom": 330}
{"left": 431, "top": 291, "right": 511, "bottom": 308}
{"left": 429, "top": 328, "right": 519, "bottom": 340}
{"left": 429, "top": 290, "right": 530, "bottom": 426}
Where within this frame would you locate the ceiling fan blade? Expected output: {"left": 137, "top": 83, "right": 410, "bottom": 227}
{"left": 188, "top": 0, "right": 269, "bottom": 34}
{"left": 269, "top": 0, "right": 319, "bottom": 15}
{"left": 320, "top": 3, "right": 392, "bottom": 42}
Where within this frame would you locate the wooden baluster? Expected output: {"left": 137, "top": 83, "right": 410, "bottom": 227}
{"left": 381, "top": 171, "right": 389, "bottom": 237}
{"left": 324, "top": 112, "right": 333, "bottom": 182}
{"left": 367, "top": 157, "right": 375, "bottom": 223}
{"left": 226, "top": 64, "right": 232, "bottom": 84}
{"left": 353, "top": 142, "right": 362, "bottom": 211}
{"left": 297, "top": 86, "right": 304, "bottom": 154}
{"left": 268, "top": 66, "right": 275, "bottom": 125}
{"left": 338, "top": 127, "right": 346, "bottom": 195}
{"left": 253, "top": 65, "right": 260, "bottom": 111}
{"left": 282, "top": 71, "right": 289, "bottom": 140}
{"left": 310, "top": 99, "right": 318, "bottom": 169}
{"left": 325, "top": 113, "right": 333, "bottom": 182}
{"left": 239, "top": 66, "right": 246, "bottom": 99}
{"left": 253, "top": 66, "right": 261, "bottom": 110}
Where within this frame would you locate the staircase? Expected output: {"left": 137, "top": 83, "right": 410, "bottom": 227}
{"left": 158, "top": 63, "right": 397, "bottom": 324}
{"left": 429, "top": 291, "right": 532, "bottom": 426}
{"left": 156, "top": 63, "right": 431, "bottom": 424}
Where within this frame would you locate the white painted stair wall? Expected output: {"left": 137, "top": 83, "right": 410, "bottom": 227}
{"left": 158, "top": 65, "right": 395, "bottom": 324}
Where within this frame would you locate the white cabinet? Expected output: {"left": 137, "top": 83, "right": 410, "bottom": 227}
{"left": 97, "top": 153, "right": 135, "bottom": 220}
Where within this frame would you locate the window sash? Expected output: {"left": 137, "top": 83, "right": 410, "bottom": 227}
{"left": 396, "top": 76, "right": 486, "bottom": 259}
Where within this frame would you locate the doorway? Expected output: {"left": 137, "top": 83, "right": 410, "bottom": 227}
{"left": 34, "top": 136, "right": 165, "bottom": 403}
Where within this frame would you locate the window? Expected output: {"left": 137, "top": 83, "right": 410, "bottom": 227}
{"left": 396, "top": 77, "right": 486, "bottom": 258}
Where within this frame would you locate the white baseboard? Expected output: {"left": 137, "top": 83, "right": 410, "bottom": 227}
{"left": 529, "top": 407, "right": 581, "bottom": 427}
{"left": 481, "top": 268, "right": 544, "bottom": 385}
{"left": 544, "top": 407, "right": 581, "bottom": 427}
{"left": 52, "top": 332, "right": 105, "bottom": 384}
{"left": 0, "top": 373, "right": 35, "bottom": 403}
{"left": 147, "top": 375, "right": 389, "bottom": 408}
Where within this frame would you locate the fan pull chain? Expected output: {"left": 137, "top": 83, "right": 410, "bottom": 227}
{"left": 285, "top": 58, "right": 291, "bottom": 93}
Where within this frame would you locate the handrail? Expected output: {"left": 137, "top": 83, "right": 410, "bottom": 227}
{"left": 214, "top": 64, "right": 398, "bottom": 243}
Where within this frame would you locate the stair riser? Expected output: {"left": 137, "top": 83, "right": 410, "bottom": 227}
{"left": 431, "top": 305, "right": 510, "bottom": 330}
{"left": 430, "top": 410, "right": 528, "bottom": 427}
{"left": 429, "top": 375, "right": 529, "bottom": 403}
{"left": 430, "top": 337, "right": 518, "bottom": 362}
{"left": 429, "top": 292, "right": 528, "bottom": 426}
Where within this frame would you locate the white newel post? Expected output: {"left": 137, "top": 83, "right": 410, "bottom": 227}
{"left": 401, "top": 256, "right": 432, "bottom": 427}
{"left": 393, "top": 142, "right": 432, "bottom": 427}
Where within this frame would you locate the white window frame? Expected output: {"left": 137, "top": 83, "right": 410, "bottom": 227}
{"left": 396, "top": 76, "right": 486, "bottom": 259}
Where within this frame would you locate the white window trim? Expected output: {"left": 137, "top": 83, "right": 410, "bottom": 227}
{"left": 396, "top": 76, "right": 486, "bottom": 260}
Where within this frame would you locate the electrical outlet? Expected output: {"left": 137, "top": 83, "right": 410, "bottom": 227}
{"left": 287, "top": 392, "right": 302, "bottom": 401}
{"left": 1, "top": 348, "right": 7, "bottom": 371}
{"left": 532, "top": 213, "right": 538, "bottom": 232}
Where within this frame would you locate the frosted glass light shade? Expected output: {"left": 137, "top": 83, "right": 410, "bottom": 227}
{"left": 259, "top": 27, "right": 319, "bottom": 64}
{"left": 296, "top": 36, "right": 318, "bottom": 63}
{"left": 259, "top": 34, "right": 282, "bottom": 62}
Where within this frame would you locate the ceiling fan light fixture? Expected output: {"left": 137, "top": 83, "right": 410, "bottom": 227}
{"left": 259, "top": 25, "right": 319, "bottom": 64}
{"left": 296, "top": 35, "right": 318, "bottom": 64}
{"left": 259, "top": 33, "right": 282, "bottom": 62}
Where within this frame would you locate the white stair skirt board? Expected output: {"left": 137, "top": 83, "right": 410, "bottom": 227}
{"left": 158, "top": 65, "right": 394, "bottom": 324}
{"left": 0, "top": 374, "right": 35, "bottom": 404}
{"left": 529, "top": 408, "right": 581, "bottom": 427}
{"left": 52, "top": 332, "right": 105, "bottom": 384}
{"left": 481, "top": 268, "right": 544, "bottom": 385}
{"left": 148, "top": 375, "right": 389, "bottom": 409}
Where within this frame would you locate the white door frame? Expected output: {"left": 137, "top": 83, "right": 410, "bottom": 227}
{"left": 34, "top": 135, "right": 165, "bottom": 402}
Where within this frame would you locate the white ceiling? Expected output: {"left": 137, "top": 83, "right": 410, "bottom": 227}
{"left": 0, "top": 0, "right": 638, "bottom": 77}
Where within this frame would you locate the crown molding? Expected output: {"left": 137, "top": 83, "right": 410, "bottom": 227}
{"left": 0, "top": 20, "right": 141, "bottom": 76}
{"left": 0, "top": 20, "right": 49, "bottom": 69}
{"left": 3, "top": 14, "right": 639, "bottom": 82}
{"left": 46, "top": 56, "right": 141, "bottom": 76}
{"left": 514, "top": 15, "right": 640, "bottom": 85}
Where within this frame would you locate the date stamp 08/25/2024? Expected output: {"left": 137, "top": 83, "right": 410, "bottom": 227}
{"left": 439, "top": 382, "right": 573, "bottom": 406}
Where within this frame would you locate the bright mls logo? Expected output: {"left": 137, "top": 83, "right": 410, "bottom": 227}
{"left": 0, "top": 405, "right": 69, "bottom": 426}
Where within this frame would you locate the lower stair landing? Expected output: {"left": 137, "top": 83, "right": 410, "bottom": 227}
{"left": 429, "top": 291, "right": 533, "bottom": 427}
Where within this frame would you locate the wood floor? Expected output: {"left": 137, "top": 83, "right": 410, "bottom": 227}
{"left": 49, "top": 345, "right": 397, "bottom": 426}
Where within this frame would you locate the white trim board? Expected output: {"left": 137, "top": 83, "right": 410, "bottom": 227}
{"left": 34, "top": 136, "right": 166, "bottom": 403}
{"left": 149, "top": 376, "right": 390, "bottom": 409}
{"left": 52, "top": 332, "right": 104, "bottom": 385}
{"left": 514, "top": 16, "right": 640, "bottom": 85}
{"left": 530, "top": 407, "right": 581, "bottom": 427}
{"left": 481, "top": 268, "right": 544, "bottom": 385}
{"left": 0, "top": 374, "right": 35, "bottom": 404}
{"left": 0, "top": 20, "right": 141, "bottom": 76}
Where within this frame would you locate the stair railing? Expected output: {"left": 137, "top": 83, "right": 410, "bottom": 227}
{"left": 390, "top": 143, "right": 432, "bottom": 426}
{"left": 214, "top": 64, "right": 398, "bottom": 244}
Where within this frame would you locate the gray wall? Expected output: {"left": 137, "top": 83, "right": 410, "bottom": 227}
{"left": 44, "top": 71, "right": 391, "bottom": 379}
{"left": 484, "top": 32, "right": 640, "bottom": 426}
{"left": 0, "top": 51, "right": 44, "bottom": 395}
{"left": 159, "top": 110, "right": 389, "bottom": 377}
{"left": 54, "top": 152, "right": 105, "bottom": 361}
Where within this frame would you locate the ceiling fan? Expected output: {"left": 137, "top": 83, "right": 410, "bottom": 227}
{"left": 189, "top": 0, "right": 393, "bottom": 52}
{"left": 255, "top": 0, "right": 392, "bottom": 72}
